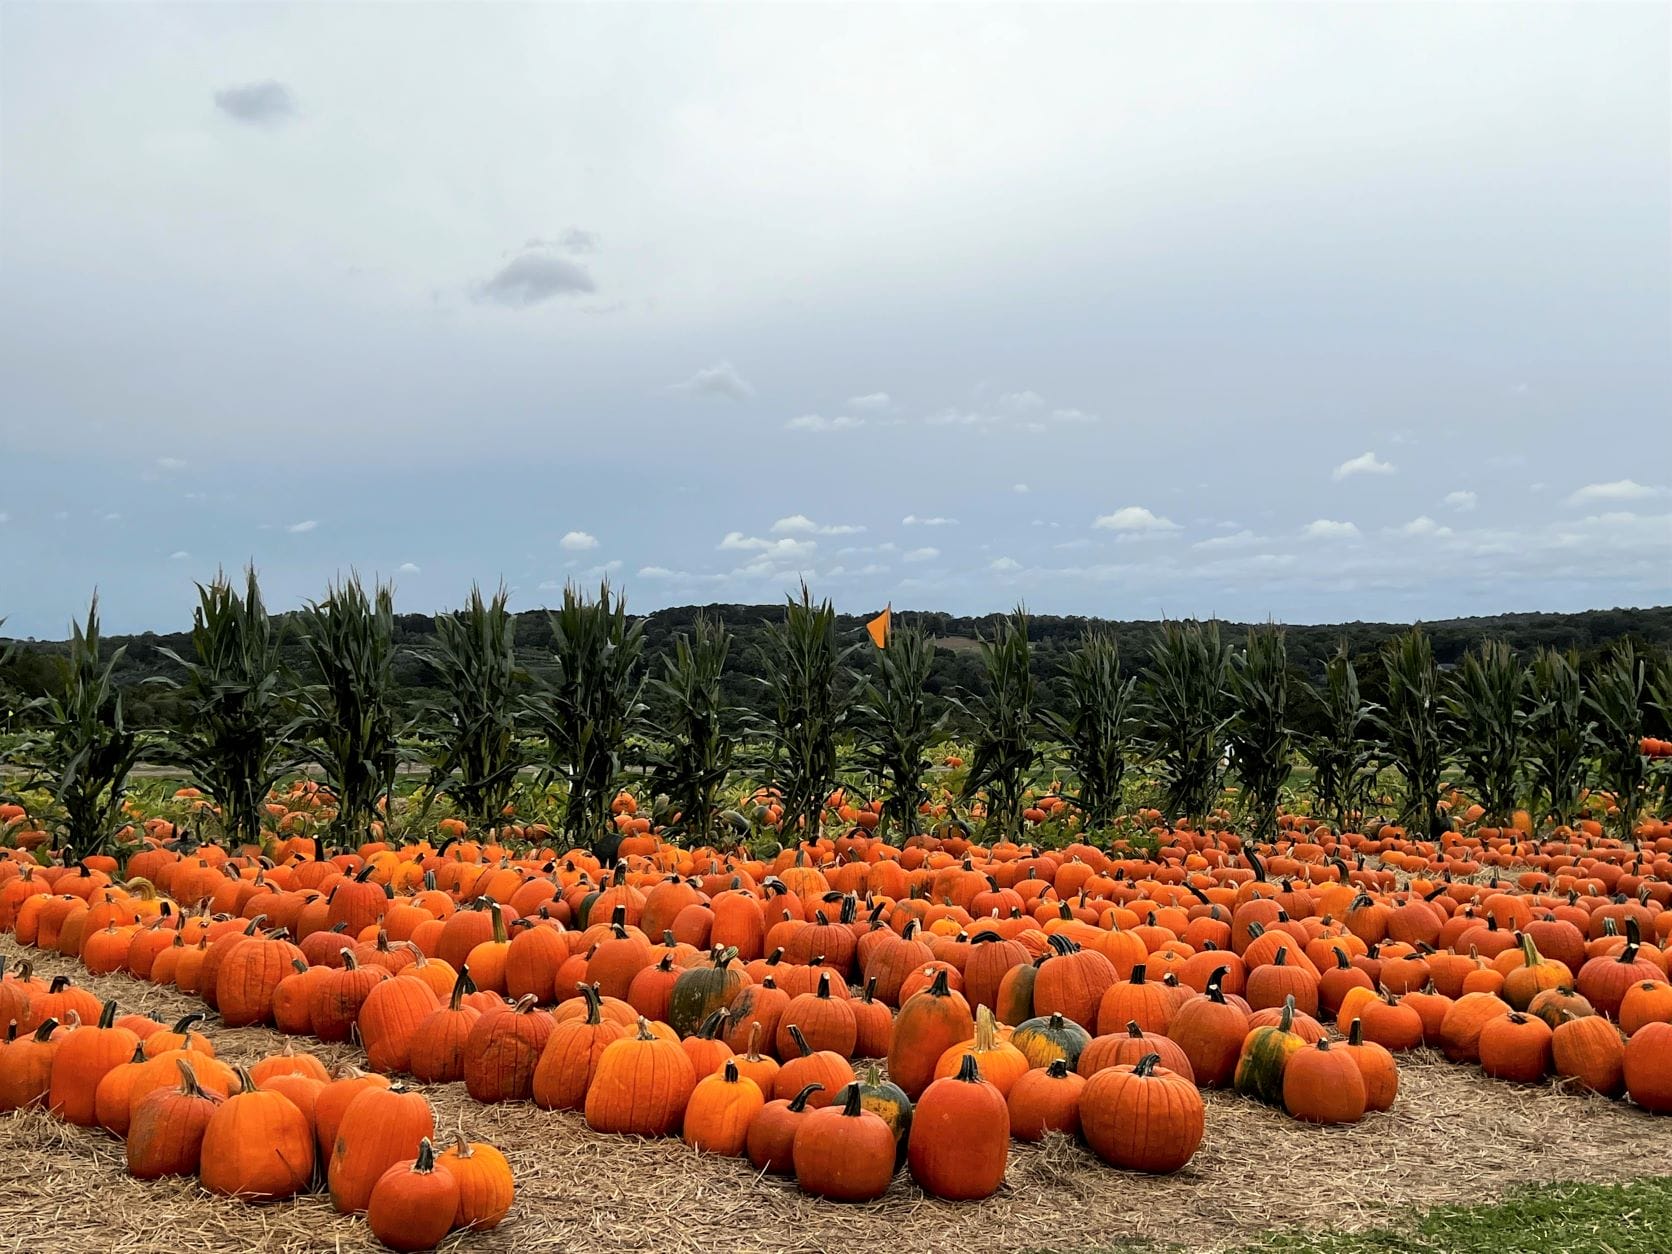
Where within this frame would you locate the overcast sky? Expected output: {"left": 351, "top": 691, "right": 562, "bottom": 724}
{"left": 1, "top": 3, "right": 1668, "bottom": 638}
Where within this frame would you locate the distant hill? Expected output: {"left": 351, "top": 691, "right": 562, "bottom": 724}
{"left": 4, "top": 603, "right": 1670, "bottom": 734}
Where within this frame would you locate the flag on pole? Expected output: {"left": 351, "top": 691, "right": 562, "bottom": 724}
{"left": 866, "top": 605, "right": 892, "bottom": 648}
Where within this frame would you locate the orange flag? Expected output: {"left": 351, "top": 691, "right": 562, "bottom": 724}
{"left": 866, "top": 605, "right": 892, "bottom": 648}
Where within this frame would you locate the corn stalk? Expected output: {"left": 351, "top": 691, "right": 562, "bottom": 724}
{"left": 645, "top": 614, "right": 742, "bottom": 843}
{"left": 1526, "top": 647, "right": 1589, "bottom": 830}
{"left": 525, "top": 580, "right": 646, "bottom": 849}
{"left": 954, "top": 607, "right": 1039, "bottom": 837}
{"left": 1301, "top": 644, "right": 1376, "bottom": 832}
{"left": 419, "top": 585, "right": 524, "bottom": 830}
{"left": 1139, "top": 619, "right": 1232, "bottom": 828}
{"left": 293, "top": 576, "right": 403, "bottom": 845}
{"left": 1039, "top": 627, "right": 1135, "bottom": 832}
{"left": 155, "top": 568, "right": 297, "bottom": 847}
{"left": 1374, "top": 627, "right": 1448, "bottom": 839}
{"left": 852, "top": 619, "right": 945, "bottom": 840}
{"left": 1586, "top": 641, "right": 1648, "bottom": 842}
{"left": 1227, "top": 624, "right": 1292, "bottom": 844}
{"left": 1443, "top": 639, "right": 1527, "bottom": 824}
{"left": 755, "top": 583, "right": 854, "bottom": 839}
{"left": 13, "top": 598, "right": 144, "bottom": 861}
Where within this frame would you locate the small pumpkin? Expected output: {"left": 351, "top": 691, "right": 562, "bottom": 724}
{"left": 683, "top": 1058, "right": 765, "bottom": 1157}
{"left": 794, "top": 1081, "right": 897, "bottom": 1202}
{"left": 366, "top": 1138, "right": 460, "bottom": 1254}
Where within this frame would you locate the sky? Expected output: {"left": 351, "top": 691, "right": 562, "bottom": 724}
{"left": 1, "top": 3, "right": 1668, "bottom": 639}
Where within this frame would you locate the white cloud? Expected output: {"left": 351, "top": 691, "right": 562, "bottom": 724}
{"left": 1565, "top": 479, "right": 1665, "bottom": 506}
{"left": 1393, "top": 516, "right": 1453, "bottom": 538}
{"left": 903, "top": 547, "right": 940, "bottom": 563}
{"left": 1192, "top": 529, "right": 1261, "bottom": 550}
{"left": 1444, "top": 490, "right": 1478, "bottom": 512}
{"left": 786, "top": 413, "right": 863, "bottom": 432}
{"left": 398, "top": 562, "right": 421, "bottom": 574}
{"left": 560, "top": 530, "right": 599, "bottom": 551}
{"left": 847, "top": 392, "right": 891, "bottom": 411}
{"left": 0, "top": 513, "right": 8, "bottom": 524}
{"left": 989, "top": 556, "right": 1022, "bottom": 572}
{"left": 1051, "top": 408, "right": 1097, "bottom": 423}
{"left": 902, "top": 514, "right": 958, "bottom": 527}
{"left": 169, "top": 550, "right": 189, "bottom": 560}
{"left": 1332, "top": 451, "right": 1396, "bottom": 480}
{"left": 155, "top": 456, "right": 187, "bottom": 472}
{"left": 287, "top": 519, "right": 318, "bottom": 533}
{"left": 718, "top": 532, "right": 817, "bottom": 563}
{"left": 1093, "top": 506, "right": 1179, "bottom": 532}
{"left": 1301, "top": 519, "right": 1361, "bottom": 540}
{"left": 924, "top": 409, "right": 990, "bottom": 426}
{"left": 669, "top": 361, "right": 755, "bottom": 402}
{"left": 1000, "top": 390, "right": 1046, "bottom": 411}
{"left": 771, "top": 515, "right": 864, "bottom": 536}
{"left": 103, "top": 512, "right": 122, "bottom": 522}
{"left": 1012, "top": 483, "right": 1030, "bottom": 494}
{"left": 638, "top": 565, "right": 676, "bottom": 579}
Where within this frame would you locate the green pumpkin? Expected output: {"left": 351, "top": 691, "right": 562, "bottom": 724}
{"left": 668, "top": 946, "right": 744, "bottom": 1037}
{"left": 1233, "top": 995, "right": 1304, "bottom": 1106}
{"left": 1011, "top": 1010, "right": 1092, "bottom": 1070}
{"left": 856, "top": 1062, "right": 914, "bottom": 1165}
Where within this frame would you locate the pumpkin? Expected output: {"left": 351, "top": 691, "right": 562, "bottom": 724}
{"left": 683, "top": 1058, "right": 765, "bottom": 1157}
{"left": 855, "top": 1061, "right": 913, "bottom": 1164}
{"left": 1164, "top": 965, "right": 1249, "bottom": 1087}
{"left": 725, "top": 976, "right": 791, "bottom": 1057}
{"left": 1283, "top": 1038, "right": 1367, "bottom": 1123}
{"left": 1233, "top": 995, "right": 1305, "bottom": 1106}
{"left": 680, "top": 1008, "right": 738, "bottom": 1078}
{"left": 1080, "top": 1020, "right": 1194, "bottom": 1081}
{"left": 1478, "top": 1011, "right": 1554, "bottom": 1083}
{"left": 1011, "top": 1010, "right": 1092, "bottom": 1071}
{"left": 142, "top": 1012, "right": 213, "bottom": 1059}
{"left": 1244, "top": 946, "right": 1320, "bottom": 1017}
{"left": 746, "top": 1082, "right": 825, "bottom": 1175}
{"left": 328, "top": 1082, "right": 436, "bottom": 1214}
{"left": 436, "top": 1132, "right": 515, "bottom": 1231}
{"left": 1502, "top": 933, "right": 1573, "bottom": 1011}
{"left": 907, "top": 1054, "right": 1008, "bottom": 1201}
{"left": 315, "top": 949, "right": 391, "bottom": 1043}
{"left": 1618, "top": 979, "right": 1672, "bottom": 1036}
{"left": 93, "top": 1042, "right": 152, "bottom": 1134}
{"left": 359, "top": 971, "right": 442, "bottom": 1075}
{"left": 462, "top": 994, "right": 552, "bottom": 1102}
{"left": 793, "top": 1081, "right": 898, "bottom": 1202}
{"left": 0, "top": 1018, "right": 60, "bottom": 1112}
{"left": 776, "top": 970, "right": 858, "bottom": 1058}
{"left": 201, "top": 1067, "right": 316, "bottom": 1201}
{"left": 933, "top": 1005, "right": 1028, "bottom": 1096}
{"left": 409, "top": 966, "right": 484, "bottom": 1084}
{"left": 125, "top": 1049, "right": 240, "bottom": 1132}
{"left": 47, "top": 999, "right": 140, "bottom": 1126}
{"left": 775, "top": 1024, "right": 855, "bottom": 1109}
{"left": 669, "top": 945, "right": 747, "bottom": 1036}
{"left": 1007, "top": 1058, "right": 1085, "bottom": 1141}
{"left": 217, "top": 932, "right": 302, "bottom": 1028}
{"left": 533, "top": 982, "right": 630, "bottom": 1111}
{"left": 1552, "top": 1012, "right": 1626, "bottom": 1096}
{"left": 1341, "top": 1019, "right": 1399, "bottom": 1112}
{"left": 1576, "top": 933, "right": 1662, "bottom": 1019}
{"left": 585, "top": 1018, "right": 698, "bottom": 1137}
{"left": 1439, "top": 991, "right": 1512, "bottom": 1063}
{"left": 1097, "top": 963, "right": 1175, "bottom": 1035}
{"left": 248, "top": 1044, "right": 331, "bottom": 1086}
{"left": 126, "top": 1057, "right": 221, "bottom": 1180}
{"left": 1623, "top": 1021, "right": 1672, "bottom": 1113}
{"left": 20, "top": 975, "right": 99, "bottom": 1033}
{"left": 314, "top": 1069, "right": 391, "bottom": 1159}
{"left": 1033, "top": 934, "right": 1118, "bottom": 1029}
{"left": 731, "top": 1021, "right": 781, "bottom": 1094}
{"left": 887, "top": 966, "right": 974, "bottom": 1100}
{"left": 366, "top": 1138, "right": 460, "bottom": 1254}
{"left": 1080, "top": 1053, "right": 1204, "bottom": 1173}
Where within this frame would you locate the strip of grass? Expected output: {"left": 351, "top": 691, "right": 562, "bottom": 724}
{"left": 1240, "top": 1176, "right": 1672, "bottom": 1254}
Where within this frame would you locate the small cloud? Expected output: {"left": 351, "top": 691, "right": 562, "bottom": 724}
{"left": 560, "top": 530, "right": 599, "bottom": 552}
{"left": 1051, "top": 408, "right": 1097, "bottom": 424}
{"left": 103, "top": 512, "right": 122, "bottom": 522}
{"left": 1332, "top": 451, "right": 1396, "bottom": 481}
{"left": 718, "top": 533, "right": 816, "bottom": 562}
{"left": 1012, "top": 483, "right": 1030, "bottom": 494}
{"left": 638, "top": 565, "right": 677, "bottom": 579}
{"left": 1093, "top": 506, "right": 1178, "bottom": 532}
{"left": 847, "top": 392, "right": 892, "bottom": 411}
{"left": 1000, "top": 390, "right": 1046, "bottom": 411}
{"left": 902, "top": 515, "right": 958, "bottom": 527}
{"left": 1393, "top": 516, "right": 1452, "bottom": 538}
{"left": 398, "top": 562, "right": 421, "bottom": 574}
{"left": 287, "top": 519, "right": 318, "bottom": 533}
{"left": 539, "top": 228, "right": 598, "bottom": 254}
{"left": 771, "top": 515, "right": 863, "bottom": 536}
{"left": 903, "top": 547, "right": 940, "bottom": 563}
{"left": 155, "top": 456, "right": 188, "bottom": 472}
{"left": 1192, "top": 529, "right": 1261, "bottom": 551}
{"left": 1301, "top": 519, "right": 1360, "bottom": 540}
{"left": 669, "top": 361, "right": 755, "bottom": 402}
{"left": 475, "top": 248, "right": 595, "bottom": 307}
{"left": 925, "top": 409, "right": 989, "bottom": 426}
{"left": 1444, "top": 490, "right": 1478, "bottom": 512}
{"left": 989, "top": 556, "right": 1022, "bottom": 572}
{"left": 213, "top": 80, "right": 297, "bottom": 125}
{"left": 1565, "top": 479, "right": 1665, "bottom": 506}
{"left": 785, "top": 413, "right": 862, "bottom": 432}
{"left": 169, "top": 550, "right": 190, "bottom": 560}
{"left": 0, "top": 512, "right": 9, "bottom": 524}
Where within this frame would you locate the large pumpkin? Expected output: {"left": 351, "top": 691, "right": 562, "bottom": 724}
{"left": 585, "top": 1018, "right": 698, "bottom": 1136}
{"left": 1080, "top": 1054, "right": 1203, "bottom": 1173}
{"left": 887, "top": 967, "right": 974, "bottom": 1100}
{"left": 201, "top": 1068, "right": 316, "bottom": 1201}
{"left": 907, "top": 1055, "right": 1008, "bottom": 1201}
{"left": 794, "top": 1081, "right": 897, "bottom": 1202}
{"left": 1233, "top": 995, "right": 1304, "bottom": 1106}
{"left": 328, "top": 1083, "right": 436, "bottom": 1214}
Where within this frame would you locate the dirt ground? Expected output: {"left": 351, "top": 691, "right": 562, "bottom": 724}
{"left": 0, "top": 933, "right": 1658, "bottom": 1254}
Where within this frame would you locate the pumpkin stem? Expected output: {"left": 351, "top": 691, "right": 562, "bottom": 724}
{"left": 1125, "top": 1020, "right": 1144, "bottom": 1039}
{"left": 787, "top": 1024, "right": 814, "bottom": 1058}
{"left": 837, "top": 1081, "right": 864, "bottom": 1117}
{"left": 787, "top": 1082, "right": 824, "bottom": 1111}
{"left": 96, "top": 1000, "right": 118, "bottom": 1029}
{"left": 954, "top": 1052, "right": 985, "bottom": 1084}
{"left": 413, "top": 1137, "right": 438, "bottom": 1173}
{"left": 1133, "top": 1051, "right": 1161, "bottom": 1077}
{"left": 170, "top": 1013, "right": 204, "bottom": 1034}
{"left": 1206, "top": 965, "right": 1229, "bottom": 1002}
{"left": 32, "top": 1018, "right": 58, "bottom": 1042}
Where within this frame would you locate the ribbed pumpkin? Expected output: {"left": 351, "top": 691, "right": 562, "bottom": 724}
{"left": 359, "top": 972, "right": 441, "bottom": 1075}
{"left": 126, "top": 1057, "right": 221, "bottom": 1180}
{"left": 775, "top": 1024, "right": 855, "bottom": 1109}
{"left": 201, "top": 1067, "right": 316, "bottom": 1201}
{"left": 1097, "top": 963, "right": 1175, "bottom": 1035}
{"left": 409, "top": 967, "right": 484, "bottom": 1084}
{"left": 908, "top": 1054, "right": 1008, "bottom": 1199}
{"left": 217, "top": 932, "right": 302, "bottom": 1028}
{"left": 1502, "top": 933, "right": 1573, "bottom": 1011}
{"left": 313, "top": 1069, "right": 391, "bottom": 1159}
{"left": 585, "top": 1018, "right": 697, "bottom": 1137}
{"left": 436, "top": 1132, "right": 515, "bottom": 1231}
{"left": 1618, "top": 979, "right": 1672, "bottom": 1036}
{"left": 1007, "top": 1058, "right": 1085, "bottom": 1141}
{"left": 1576, "top": 933, "right": 1662, "bottom": 1019}
{"left": 1478, "top": 1011, "right": 1553, "bottom": 1083}
{"left": 1010, "top": 1010, "right": 1092, "bottom": 1071}
{"left": 887, "top": 967, "right": 974, "bottom": 1100}
{"left": 669, "top": 946, "right": 748, "bottom": 1038}
{"left": 776, "top": 971, "right": 858, "bottom": 1058}
{"left": 1341, "top": 1019, "right": 1399, "bottom": 1112}
{"left": 933, "top": 1005, "right": 1028, "bottom": 1096}
{"left": 1033, "top": 934, "right": 1118, "bottom": 1029}
{"left": 0, "top": 1018, "right": 61, "bottom": 1112}
{"left": 1081, "top": 1021, "right": 1194, "bottom": 1081}
{"left": 314, "top": 950, "right": 391, "bottom": 1043}
{"left": 1165, "top": 965, "right": 1249, "bottom": 1087}
{"left": 1623, "top": 1021, "right": 1672, "bottom": 1113}
{"left": 533, "top": 982, "right": 630, "bottom": 1111}
{"left": 746, "top": 1082, "right": 824, "bottom": 1175}
{"left": 328, "top": 1082, "right": 436, "bottom": 1214}
{"left": 1284, "top": 1038, "right": 1367, "bottom": 1123}
{"left": 1439, "top": 991, "right": 1512, "bottom": 1063}
{"left": 683, "top": 1058, "right": 765, "bottom": 1156}
{"left": 1233, "top": 995, "right": 1305, "bottom": 1106}
{"left": 1080, "top": 1054, "right": 1203, "bottom": 1173}
{"left": 48, "top": 999, "right": 140, "bottom": 1126}
{"left": 464, "top": 995, "right": 553, "bottom": 1102}
{"left": 1552, "top": 1012, "right": 1626, "bottom": 1096}
{"left": 366, "top": 1138, "right": 459, "bottom": 1254}
{"left": 20, "top": 975, "right": 99, "bottom": 1033}
{"left": 142, "top": 1012, "right": 213, "bottom": 1060}
{"left": 794, "top": 1081, "right": 897, "bottom": 1202}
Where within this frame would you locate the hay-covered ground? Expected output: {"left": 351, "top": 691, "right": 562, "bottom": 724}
{"left": 1, "top": 933, "right": 1657, "bottom": 1254}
